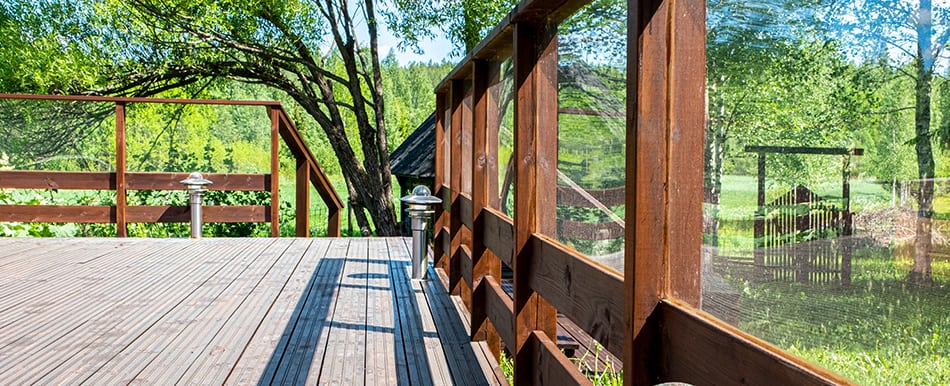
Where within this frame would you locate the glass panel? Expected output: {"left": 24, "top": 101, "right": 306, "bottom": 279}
{"left": 494, "top": 58, "right": 515, "bottom": 215}
{"left": 557, "top": 0, "right": 627, "bottom": 274}
{"left": 704, "top": 1, "right": 950, "bottom": 383}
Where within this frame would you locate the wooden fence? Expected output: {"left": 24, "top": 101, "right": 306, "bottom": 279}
{"left": 433, "top": 0, "right": 852, "bottom": 385}
{"left": 0, "top": 94, "right": 343, "bottom": 237}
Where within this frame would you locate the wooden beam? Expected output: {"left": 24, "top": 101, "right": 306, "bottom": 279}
{"left": 269, "top": 106, "right": 280, "bottom": 237}
{"left": 512, "top": 19, "right": 559, "bottom": 386}
{"left": 434, "top": 92, "right": 449, "bottom": 270}
{"left": 0, "top": 205, "right": 270, "bottom": 223}
{"left": 529, "top": 234, "right": 625, "bottom": 358}
{"left": 450, "top": 79, "right": 466, "bottom": 299}
{"left": 296, "top": 160, "right": 310, "bottom": 237}
{"left": 126, "top": 173, "right": 270, "bottom": 191}
{"left": 470, "top": 59, "right": 503, "bottom": 357}
{"left": 0, "top": 171, "right": 114, "bottom": 190}
{"left": 480, "top": 276, "right": 515, "bottom": 349}
{"left": 656, "top": 299, "right": 850, "bottom": 385}
{"left": 115, "top": 102, "right": 128, "bottom": 237}
{"left": 482, "top": 208, "right": 514, "bottom": 267}
{"left": 625, "top": 0, "right": 705, "bottom": 384}
{"left": 529, "top": 331, "right": 593, "bottom": 386}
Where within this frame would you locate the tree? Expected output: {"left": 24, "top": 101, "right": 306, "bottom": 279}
{"left": 828, "top": 0, "right": 950, "bottom": 285}
{"left": 79, "top": 0, "right": 404, "bottom": 235}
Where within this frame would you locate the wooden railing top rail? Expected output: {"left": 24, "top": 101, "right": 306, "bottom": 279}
{"left": 0, "top": 93, "right": 283, "bottom": 106}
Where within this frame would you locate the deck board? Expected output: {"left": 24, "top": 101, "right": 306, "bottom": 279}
{"left": 0, "top": 237, "right": 499, "bottom": 385}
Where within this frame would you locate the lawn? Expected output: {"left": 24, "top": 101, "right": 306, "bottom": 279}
{"left": 709, "top": 175, "right": 950, "bottom": 384}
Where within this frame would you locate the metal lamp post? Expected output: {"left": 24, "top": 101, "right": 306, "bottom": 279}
{"left": 179, "top": 172, "right": 212, "bottom": 239}
{"left": 400, "top": 185, "right": 442, "bottom": 280}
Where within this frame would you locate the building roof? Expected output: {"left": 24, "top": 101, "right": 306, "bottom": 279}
{"left": 389, "top": 113, "right": 435, "bottom": 179}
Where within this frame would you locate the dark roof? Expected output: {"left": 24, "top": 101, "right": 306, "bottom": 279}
{"left": 389, "top": 113, "right": 435, "bottom": 178}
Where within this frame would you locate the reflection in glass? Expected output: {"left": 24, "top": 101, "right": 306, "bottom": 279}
{"left": 704, "top": 1, "right": 950, "bottom": 383}
{"left": 556, "top": 0, "right": 627, "bottom": 273}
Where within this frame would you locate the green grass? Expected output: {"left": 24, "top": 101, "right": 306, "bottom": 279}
{"left": 727, "top": 250, "right": 950, "bottom": 385}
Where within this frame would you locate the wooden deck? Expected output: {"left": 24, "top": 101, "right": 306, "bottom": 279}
{"left": 0, "top": 237, "right": 504, "bottom": 385}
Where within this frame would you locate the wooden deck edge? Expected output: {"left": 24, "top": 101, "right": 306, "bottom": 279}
{"left": 432, "top": 267, "right": 509, "bottom": 385}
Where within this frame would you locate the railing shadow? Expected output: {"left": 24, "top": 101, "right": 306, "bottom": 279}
{"left": 257, "top": 257, "right": 344, "bottom": 385}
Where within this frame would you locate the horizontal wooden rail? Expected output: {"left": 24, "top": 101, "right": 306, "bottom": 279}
{"left": 480, "top": 208, "right": 514, "bottom": 267}
{"left": 0, "top": 171, "right": 271, "bottom": 191}
{"left": 655, "top": 299, "right": 851, "bottom": 385}
{"left": 529, "top": 234, "right": 625, "bottom": 358}
{"left": 481, "top": 276, "right": 515, "bottom": 348}
{"left": 529, "top": 331, "right": 592, "bottom": 385}
{"left": 459, "top": 193, "right": 474, "bottom": 230}
{"left": 0, "top": 205, "right": 270, "bottom": 223}
{"left": 0, "top": 94, "right": 342, "bottom": 236}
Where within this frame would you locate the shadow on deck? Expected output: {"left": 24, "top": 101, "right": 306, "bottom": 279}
{"left": 0, "top": 237, "right": 501, "bottom": 385}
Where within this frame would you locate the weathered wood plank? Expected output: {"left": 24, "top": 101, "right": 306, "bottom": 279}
{"left": 528, "top": 234, "right": 624, "bottom": 358}
{"left": 263, "top": 238, "right": 348, "bottom": 384}
{"left": 0, "top": 171, "right": 114, "bottom": 190}
{"left": 227, "top": 238, "right": 334, "bottom": 384}
{"left": 481, "top": 208, "right": 514, "bottom": 267}
{"left": 365, "top": 238, "right": 399, "bottom": 386}
{"left": 389, "top": 237, "right": 438, "bottom": 386}
{"left": 319, "top": 238, "right": 369, "bottom": 384}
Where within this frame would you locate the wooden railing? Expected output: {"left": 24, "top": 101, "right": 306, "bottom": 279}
{"left": 0, "top": 94, "right": 343, "bottom": 237}
{"left": 434, "top": 0, "right": 852, "bottom": 385}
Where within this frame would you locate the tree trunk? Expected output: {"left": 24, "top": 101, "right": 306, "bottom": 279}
{"left": 911, "top": 2, "right": 935, "bottom": 285}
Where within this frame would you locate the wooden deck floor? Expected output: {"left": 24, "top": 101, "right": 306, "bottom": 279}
{"left": 0, "top": 237, "right": 503, "bottom": 385}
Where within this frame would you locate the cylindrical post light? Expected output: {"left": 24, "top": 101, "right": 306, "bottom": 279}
{"left": 179, "top": 172, "right": 212, "bottom": 239}
{"left": 400, "top": 185, "right": 442, "bottom": 280}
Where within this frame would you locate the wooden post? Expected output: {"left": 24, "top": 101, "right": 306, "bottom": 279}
{"left": 754, "top": 151, "right": 766, "bottom": 280}
{"left": 269, "top": 106, "right": 280, "bottom": 237}
{"left": 450, "top": 79, "right": 465, "bottom": 295}
{"left": 513, "top": 20, "right": 558, "bottom": 385}
{"left": 296, "top": 160, "right": 310, "bottom": 237}
{"left": 115, "top": 102, "right": 128, "bottom": 237}
{"left": 625, "top": 0, "right": 705, "bottom": 383}
{"left": 434, "top": 93, "right": 448, "bottom": 270}
{"left": 471, "top": 59, "right": 502, "bottom": 358}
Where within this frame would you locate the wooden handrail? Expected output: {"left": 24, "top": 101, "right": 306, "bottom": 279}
{"left": 433, "top": 0, "right": 853, "bottom": 385}
{"left": 0, "top": 94, "right": 342, "bottom": 237}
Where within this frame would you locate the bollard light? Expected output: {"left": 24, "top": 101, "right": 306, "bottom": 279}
{"left": 400, "top": 185, "right": 442, "bottom": 280}
{"left": 179, "top": 172, "right": 212, "bottom": 239}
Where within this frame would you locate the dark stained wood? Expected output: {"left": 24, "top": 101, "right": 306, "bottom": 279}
{"left": 459, "top": 193, "right": 474, "bottom": 230}
{"left": 470, "top": 58, "right": 503, "bottom": 358}
{"left": 450, "top": 80, "right": 466, "bottom": 298}
{"left": 268, "top": 107, "right": 281, "bottom": 237}
{"left": 667, "top": 0, "right": 705, "bottom": 307}
{"left": 434, "top": 92, "right": 449, "bottom": 271}
{"left": 115, "top": 102, "right": 128, "bottom": 237}
{"left": 529, "top": 331, "right": 593, "bottom": 386}
{"left": 657, "top": 299, "right": 850, "bottom": 385}
{"left": 512, "top": 19, "right": 559, "bottom": 386}
{"left": 0, "top": 96, "right": 342, "bottom": 238}
{"left": 480, "top": 276, "right": 515, "bottom": 349}
{"left": 435, "top": 0, "right": 591, "bottom": 93}
{"left": 296, "top": 161, "right": 310, "bottom": 237}
{"left": 126, "top": 205, "right": 270, "bottom": 223}
{"left": 481, "top": 208, "right": 514, "bottom": 267}
{"left": 126, "top": 172, "right": 270, "bottom": 191}
{"left": 0, "top": 93, "right": 284, "bottom": 106}
{"left": 625, "top": 0, "right": 664, "bottom": 383}
{"left": 0, "top": 171, "right": 114, "bottom": 190}
{"left": 529, "top": 234, "right": 624, "bottom": 358}
{"left": 0, "top": 205, "right": 114, "bottom": 223}
{"left": 0, "top": 171, "right": 272, "bottom": 191}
